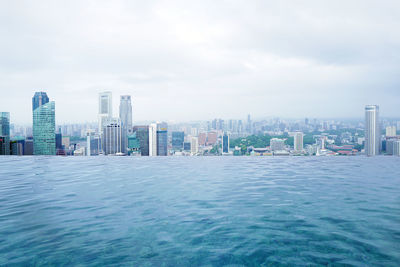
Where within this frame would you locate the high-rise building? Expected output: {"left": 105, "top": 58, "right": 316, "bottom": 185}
{"left": 157, "top": 122, "right": 168, "bottom": 156}
{"left": 393, "top": 140, "right": 400, "bottom": 156}
{"left": 222, "top": 132, "right": 229, "bottom": 153}
{"left": 172, "top": 131, "right": 184, "bottom": 150}
{"left": 98, "top": 91, "right": 112, "bottom": 135}
{"left": 0, "top": 112, "right": 10, "bottom": 155}
{"left": 247, "top": 114, "right": 252, "bottom": 133}
{"left": 33, "top": 98, "right": 56, "bottom": 155}
{"left": 102, "top": 118, "right": 126, "bottom": 155}
{"left": 119, "top": 95, "right": 133, "bottom": 133}
{"left": 294, "top": 132, "right": 304, "bottom": 151}
{"left": 365, "top": 105, "right": 380, "bottom": 156}
{"left": 32, "top": 92, "right": 49, "bottom": 112}
{"left": 386, "top": 126, "right": 396, "bottom": 137}
{"left": 0, "top": 112, "right": 10, "bottom": 136}
{"left": 191, "top": 136, "right": 199, "bottom": 155}
{"left": 198, "top": 132, "right": 207, "bottom": 146}
{"left": 133, "top": 126, "right": 150, "bottom": 156}
{"left": 149, "top": 123, "right": 157, "bottom": 156}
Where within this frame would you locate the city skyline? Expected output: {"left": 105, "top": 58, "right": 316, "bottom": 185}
{"left": 1, "top": 1, "right": 400, "bottom": 124}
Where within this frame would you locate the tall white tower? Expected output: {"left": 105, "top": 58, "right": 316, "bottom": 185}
{"left": 149, "top": 123, "right": 158, "bottom": 156}
{"left": 294, "top": 132, "right": 304, "bottom": 151}
{"left": 365, "top": 105, "right": 380, "bottom": 156}
{"left": 98, "top": 91, "right": 112, "bottom": 135}
{"left": 119, "top": 95, "right": 133, "bottom": 133}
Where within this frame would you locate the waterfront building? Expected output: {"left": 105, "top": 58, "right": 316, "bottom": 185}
{"left": 149, "top": 123, "right": 157, "bottom": 156}
{"left": 183, "top": 142, "right": 191, "bottom": 151}
{"left": 270, "top": 138, "right": 285, "bottom": 151}
{"left": 386, "top": 126, "right": 396, "bottom": 137}
{"left": 62, "top": 136, "right": 70, "bottom": 150}
{"left": 294, "top": 132, "right": 304, "bottom": 151}
{"left": 365, "top": 105, "right": 380, "bottom": 156}
{"left": 222, "top": 132, "right": 229, "bottom": 153}
{"left": 133, "top": 126, "right": 150, "bottom": 156}
{"left": 119, "top": 95, "right": 133, "bottom": 133}
{"left": 0, "top": 112, "right": 10, "bottom": 155}
{"left": 32, "top": 92, "right": 49, "bottom": 112}
{"left": 172, "top": 131, "right": 184, "bottom": 150}
{"left": 10, "top": 137, "right": 25, "bottom": 155}
{"left": 0, "top": 136, "right": 10, "bottom": 155}
{"left": 24, "top": 137, "right": 33, "bottom": 155}
{"left": 394, "top": 141, "right": 400, "bottom": 156}
{"left": 33, "top": 100, "right": 56, "bottom": 155}
{"left": 157, "top": 122, "right": 168, "bottom": 156}
{"left": 98, "top": 91, "right": 112, "bottom": 135}
{"left": 127, "top": 132, "right": 141, "bottom": 155}
{"left": 386, "top": 140, "right": 395, "bottom": 155}
{"left": 102, "top": 118, "right": 126, "bottom": 155}
{"left": 191, "top": 136, "right": 199, "bottom": 155}
{"left": 0, "top": 112, "right": 10, "bottom": 136}
{"left": 207, "top": 131, "right": 218, "bottom": 145}
{"left": 198, "top": 132, "right": 207, "bottom": 146}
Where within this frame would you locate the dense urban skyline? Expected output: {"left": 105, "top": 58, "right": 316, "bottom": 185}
{"left": 1, "top": 1, "right": 400, "bottom": 124}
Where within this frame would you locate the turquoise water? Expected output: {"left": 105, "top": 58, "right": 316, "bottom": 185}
{"left": 0, "top": 156, "right": 399, "bottom": 266}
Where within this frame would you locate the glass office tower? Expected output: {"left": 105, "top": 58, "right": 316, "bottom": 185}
{"left": 33, "top": 101, "right": 56, "bottom": 155}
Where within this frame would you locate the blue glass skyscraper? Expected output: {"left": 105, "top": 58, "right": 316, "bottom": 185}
{"left": 32, "top": 92, "right": 49, "bottom": 112}
{"left": 32, "top": 92, "right": 55, "bottom": 155}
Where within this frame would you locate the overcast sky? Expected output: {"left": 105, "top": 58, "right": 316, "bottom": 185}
{"left": 0, "top": 0, "right": 399, "bottom": 124}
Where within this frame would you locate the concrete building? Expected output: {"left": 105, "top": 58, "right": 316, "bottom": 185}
{"left": 386, "top": 126, "right": 396, "bottom": 137}
{"left": 270, "top": 138, "right": 285, "bottom": 151}
{"left": 102, "top": 118, "right": 126, "bottom": 155}
{"left": 365, "top": 105, "right": 380, "bottom": 156}
{"left": 133, "top": 126, "right": 150, "bottom": 156}
{"left": 119, "top": 95, "right": 133, "bottom": 133}
{"left": 394, "top": 140, "right": 400, "bottom": 156}
{"left": 222, "top": 132, "right": 229, "bottom": 153}
{"left": 191, "top": 136, "right": 199, "bottom": 155}
{"left": 149, "top": 123, "right": 157, "bottom": 156}
{"left": 172, "top": 131, "right": 184, "bottom": 150}
{"left": 294, "top": 132, "right": 304, "bottom": 151}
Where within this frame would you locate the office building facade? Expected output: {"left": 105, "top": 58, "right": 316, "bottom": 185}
{"left": 119, "top": 95, "right": 132, "bottom": 132}
{"left": 157, "top": 122, "right": 168, "bottom": 156}
{"left": 222, "top": 133, "right": 229, "bottom": 153}
{"left": 33, "top": 100, "right": 56, "bottom": 155}
{"left": 365, "top": 105, "right": 380, "bottom": 156}
{"left": 102, "top": 118, "right": 126, "bottom": 155}
{"left": 172, "top": 131, "right": 184, "bottom": 150}
{"left": 294, "top": 132, "right": 304, "bottom": 151}
{"left": 133, "top": 126, "right": 150, "bottom": 156}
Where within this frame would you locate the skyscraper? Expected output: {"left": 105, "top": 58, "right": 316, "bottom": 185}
{"left": 102, "top": 118, "right": 126, "bottom": 155}
{"left": 222, "top": 132, "right": 229, "bottom": 153}
{"left": 0, "top": 112, "right": 10, "bottom": 136}
{"left": 32, "top": 92, "right": 49, "bottom": 112}
{"left": 33, "top": 100, "right": 56, "bottom": 155}
{"left": 98, "top": 91, "right": 112, "bottom": 135}
{"left": 119, "top": 95, "right": 133, "bottom": 132}
{"left": 149, "top": 123, "right": 157, "bottom": 156}
{"left": 172, "top": 131, "right": 184, "bottom": 150}
{"left": 294, "top": 132, "right": 304, "bottom": 151}
{"left": 0, "top": 112, "right": 10, "bottom": 155}
{"left": 365, "top": 105, "right": 380, "bottom": 156}
{"left": 386, "top": 126, "right": 396, "bottom": 137}
{"left": 133, "top": 126, "right": 150, "bottom": 156}
{"left": 191, "top": 136, "right": 199, "bottom": 155}
{"left": 157, "top": 122, "right": 168, "bottom": 156}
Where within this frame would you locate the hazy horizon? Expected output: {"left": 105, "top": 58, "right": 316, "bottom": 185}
{"left": 1, "top": 0, "right": 399, "bottom": 124}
